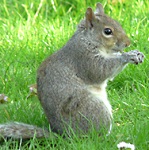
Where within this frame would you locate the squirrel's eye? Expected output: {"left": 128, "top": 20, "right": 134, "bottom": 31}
{"left": 104, "top": 28, "right": 113, "bottom": 35}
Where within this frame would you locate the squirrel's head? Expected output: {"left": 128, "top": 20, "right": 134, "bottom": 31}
{"left": 78, "top": 3, "right": 130, "bottom": 54}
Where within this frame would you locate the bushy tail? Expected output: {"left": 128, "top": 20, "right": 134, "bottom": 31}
{"left": 0, "top": 122, "right": 49, "bottom": 141}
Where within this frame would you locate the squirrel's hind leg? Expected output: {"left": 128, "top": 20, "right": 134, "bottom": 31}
{"left": 59, "top": 89, "right": 112, "bottom": 136}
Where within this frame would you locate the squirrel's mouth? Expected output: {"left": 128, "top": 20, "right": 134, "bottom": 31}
{"left": 112, "top": 48, "right": 124, "bottom": 53}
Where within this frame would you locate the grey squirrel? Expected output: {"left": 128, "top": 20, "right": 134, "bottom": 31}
{"left": 0, "top": 3, "right": 144, "bottom": 141}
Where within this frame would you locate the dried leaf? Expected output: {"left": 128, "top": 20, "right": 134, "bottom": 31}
{"left": 27, "top": 84, "right": 37, "bottom": 99}
{"left": 0, "top": 94, "right": 9, "bottom": 104}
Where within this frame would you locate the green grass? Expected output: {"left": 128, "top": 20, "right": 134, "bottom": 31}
{"left": 0, "top": 0, "right": 149, "bottom": 149}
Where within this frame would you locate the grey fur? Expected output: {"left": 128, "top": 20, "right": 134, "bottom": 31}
{"left": 0, "top": 2, "right": 144, "bottom": 140}
{"left": 37, "top": 3, "right": 144, "bottom": 135}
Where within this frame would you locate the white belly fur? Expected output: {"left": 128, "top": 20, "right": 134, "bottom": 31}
{"left": 88, "top": 80, "right": 112, "bottom": 134}
{"left": 88, "top": 80, "right": 112, "bottom": 117}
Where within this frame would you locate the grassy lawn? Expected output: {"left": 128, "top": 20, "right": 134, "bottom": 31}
{"left": 0, "top": 0, "right": 149, "bottom": 149}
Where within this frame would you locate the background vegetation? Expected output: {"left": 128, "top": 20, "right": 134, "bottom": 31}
{"left": 0, "top": 0, "right": 148, "bottom": 149}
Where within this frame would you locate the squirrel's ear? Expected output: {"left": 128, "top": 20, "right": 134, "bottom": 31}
{"left": 85, "top": 7, "right": 95, "bottom": 29}
{"left": 95, "top": 3, "right": 104, "bottom": 15}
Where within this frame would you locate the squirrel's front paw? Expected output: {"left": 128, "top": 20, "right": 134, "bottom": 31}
{"left": 123, "top": 50, "right": 145, "bottom": 64}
